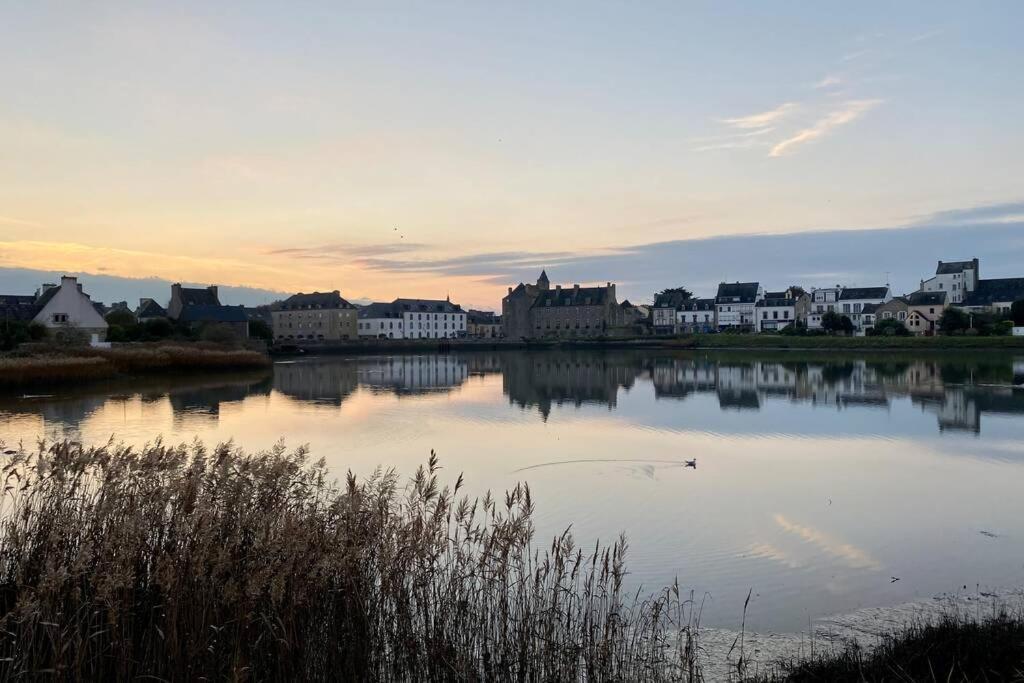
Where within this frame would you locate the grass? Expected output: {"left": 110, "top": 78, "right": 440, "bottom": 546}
{"left": 0, "top": 343, "right": 270, "bottom": 387}
{"left": 748, "top": 613, "right": 1024, "bottom": 682}
{"left": 668, "top": 334, "right": 1024, "bottom": 350}
{"left": 0, "top": 440, "right": 701, "bottom": 681}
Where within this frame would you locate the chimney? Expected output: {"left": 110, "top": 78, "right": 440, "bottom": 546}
{"left": 507, "top": 287, "right": 512, "bottom": 296}
{"left": 209, "top": 285, "right": 218, "bottom": 300}
{"left": 573, "top": 284, "right": 580, "bottom": 293}
{"left": 555, "top": 285, "right": 561, "bottom": 291}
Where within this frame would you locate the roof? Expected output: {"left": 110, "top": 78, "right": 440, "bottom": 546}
{"left": 0, "top": 294, "right": 39, "bottom": 322}
{"left": 358, "top": 302, "right": 401, "bottom": 319}
{"left": 962, "top": 278, "right": 1024, "bottom": 307}
{"left": 34, "top": 286, "right": 59, "bottom": 309}
{"left": 136, "top": 299, "right": 167, "bottom": 318}
{"left": 177, "top": 287, "right": 220, "bottom": 306}
{"left": 860, "top": 303, "right": 880, "bottom": 314}
{"left": 763, "top": 291, "right": 789, "bottom": 299}
{"left": 681, "top": 298, "right": 715, "bottom": 311}
{"left": 756, "top": 297, "right": 795, "bottom": 307}
{"left": 839, "top": 287, "right": 889, "bottom": 301}
{"left": 715, "top": 282, "right": 760, "bottom": 304}
{"left": 936, "top": 260, "right": 976, "bottom": 275}
{"left": 178, "top": 304, "right": 248, "bottom": 323}
{"left": 532, "top": 286, "right": 611, "bottom": 308}
{"left": 393, "top": 298, "right": 464, "bottom": 313}
{"left": 279, "top": 291, "right": 354, "bottom": 310}
{"left": 908, "top": 290, "right": 947, "bottom": 306}
{"left": 467, "top": 309, "right": 499, "bottom": 324}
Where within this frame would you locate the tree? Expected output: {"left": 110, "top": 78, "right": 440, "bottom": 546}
{"left": 141, "top": 318, "right": 174, "bottom": 340}
{"left": 249, "top": 319, "right": 273, "bottom": 343}
{"left": 200, "top": 323, "right": 239, "bottom": 346}
{"left": 105, "top": 309, "right": 136, "bottom": 328}
{"left": 821, "top": 311, "right": 854, "bottom": 335}
{"left": 938, "top": 307, "right": 971, "bottom": 335}
{"left": 1012, "top": 299, "right": 1024, "bottom": 326}
{"left": 654, "top": 287, "right": 693, "bottom": 303}
{"left": 870, "top": 318, "right": 910, "bottom": 336}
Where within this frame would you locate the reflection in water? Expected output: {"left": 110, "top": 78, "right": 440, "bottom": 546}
{"left": 2, "top": 350, "right": 1023, "bottom": 635}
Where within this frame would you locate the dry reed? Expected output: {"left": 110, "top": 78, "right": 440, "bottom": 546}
{"left": 0, "top": 440, "right": 702, "bottom": 681}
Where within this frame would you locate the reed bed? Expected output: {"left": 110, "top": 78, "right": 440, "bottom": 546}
{"left": 0, "top": 345, "right": 269, "bottom": 386}
{"left": 0, "top": 440, "right": 702, "bottom": 681}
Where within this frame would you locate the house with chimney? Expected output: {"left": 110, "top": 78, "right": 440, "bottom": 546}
{"left": 755, "top": 288, "right": 809, "bottom": 333}
{"left": 919, "top": 259, "right": 979, "bottom": 305}
{"left": 0, "top": 276, "right": 108, "bottom": 341}
{"left": 530, "top": 280, "right": 620, "bottom": 339}
{"left": 502, "top": 271, "right": 549, "bottom": 340}
{"left": 715, "top": 282, "right": 764, "bottom": 331}
{"left": 168, "top": 283, "right": 249, "bottom": 339}
{"left": 906, "top": 291, "right": 948, "bottom": 336}
{"left": 273, "top": 290, "right": 357, "bottom": 341}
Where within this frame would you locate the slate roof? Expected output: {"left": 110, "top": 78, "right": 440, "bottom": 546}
{"left": 839, "top": 287, "right": 889, "bottom": 300}
{"left": 467, "top": 309, "right": 499, "bottom": 324}
{"left": 908, "top": 291, "right": 947, "bottom": 306}
{"left": 279, "top": 291, "right": 354, "bottom": 310}
{"left": 962, "top": 278, "right": 1024, "bottom": 306}
{"left": 715, "top": 282, "right": 760, "bottom": 304}
{"left": 936, "top": 260, "right": 977, "bottom": 275}
{"left": 681, "top": 298, "right": 716, "bottom": 311}
{"left": 756, "top": 296, "right": 795, "bottom": 308}
{"left": 34, "top": 286, "right": 59, "bottom": 309}
{"left": 358, "top": 302, "right": 401, "bottom": 319}
{"left": 136, "top": 299, "right": 167, "bottom": 319}
{"left": 860, "top": 303, "right": 881, "bottom": 315}
{"left": 0, "top": 295, "right": 39, "bottom": 322}
{"left": 393, "top": 298, "right": 464, "bottom": 313}
{"left": 531, "top": 286, "right": 611, "bottom": 308}
{"left": 178, "top": 305, "right": 248, "bottom": 323}
{"left": 178, "top": 287, "right": 220, "bottom": 306}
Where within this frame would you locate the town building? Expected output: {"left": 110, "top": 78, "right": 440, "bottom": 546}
{"left": 357, "top": 302, "right": 405, "bottom": 339}
{"left": 20, "top": 276, "right": 109, "bottom": 341}
{"left": 467, "top": 310, "right": 502, "bottom": 338}
{"left": 919, "top": 259, "right": 979, "bottom": 305}
{"left": 530, "top": 282, "right": 620, "bottom": 338}
{"left": 959, "top": 277, "right": 1024, "bottom": 315}
{"left": 677, "top": 298, "right": 716, "bottom": 333}
{"left": 838, "top": 287, "right": 891, "bottom": 334}
{"left": 502, "top": 271, "right": 549, "bottom": 340}
{"left": 652, "top": 289, "right": 694, "bottom": 334}
{"left": 906, "top": 291, "right": 948, "bottom": 335}
{"left": 168, "top": 284, "right": 249, "bottom": 339}
{"left": 273, "top": 290, "right": 357, "bottom": 341}
{"left": 806, "top": 285, "right": 843, "bottom": 330}
{"left": 135, "top": 298, "right": 168, "bottom": 322}
{"left": 395, "top": 298, "right": 466, "bottom": 339}
{"left": 874, "top": 297, "right": 909, "bottom": 326}
{"left": 755, "top": 288, "right": 809, "bottom": 333}
{"left": 715, "top": 282, "right": 764, "bottom": 331}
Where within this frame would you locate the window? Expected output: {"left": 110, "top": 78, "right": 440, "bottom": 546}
{"left": 53, "top": 313, "right": 69, "bottom": 323}
{"left": 842, "top": 304, "right": 851, "bottom": 313}
{"left": 773, "top": 311, "right": 778, "bottom": 320}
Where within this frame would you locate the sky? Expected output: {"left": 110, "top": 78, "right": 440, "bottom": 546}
{"left": 1, "top": 2, "right": 1023, "bottom": 309}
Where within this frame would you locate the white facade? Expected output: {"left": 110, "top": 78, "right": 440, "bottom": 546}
{"left": 920, "top": 260, "right": 978, "bottom": 305}
{"left": 402, "top": 310, "right": 466, "bottom": 338}
{"left": 755, "top": 303, "right": 797, "bottom": 332}
{"left": 652, "top": 306, "right": 677, "bottom": 333}
{"left": 33, "top": 276, "right": 108, "bottom": 339}
{"left": 806, "top": 287, "right": 842, "bottom": 330}
{"left": 357, "top": 317, "right": 406, "bottom": 339}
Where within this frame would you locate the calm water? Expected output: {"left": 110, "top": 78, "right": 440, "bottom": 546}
{"left": 3, "top": 350, "right": 1024, "bottom": 632}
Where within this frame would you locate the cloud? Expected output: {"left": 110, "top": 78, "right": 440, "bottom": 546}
{"left": 814, "top": 74, "right": 843, "bottom": 89}
{"left": 773, "top": 514, "right": 881, "bottom": 570}
{"left": 910, "top": 28, "right": 944, "bottom": 43}
{"left": 267, "top": 242, "right": 428, "bottom": 260}
{"left": 691, "top": 127, "right": 776, "bottom": 152}
{"left": 720, "top": 102, "right": 798, "bottom": 130}
{"left": 769, "top": 99, "right": 881, "bottom": 157}
{"left": 912, "top": 201, "right": 1024, "bottom": 226}
{"left": 0, "top": 215, "right": 41, "bottom": 228}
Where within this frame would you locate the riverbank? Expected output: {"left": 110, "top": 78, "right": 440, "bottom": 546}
{"left": 272, "top": 333, "right": 1024, "bottom": 356}
{"left": 0, "top": 343, "right": 271, "bottom": 387}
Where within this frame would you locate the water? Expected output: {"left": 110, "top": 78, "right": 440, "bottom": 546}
{"left": 3, "top": 349, "right": 1024, "bottom": 634}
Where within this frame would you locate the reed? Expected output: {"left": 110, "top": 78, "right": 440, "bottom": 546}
{"left": 0, "top": 440, "right": 702, "bottom": 681}
{"left": 0, "top": 345, "right": 269, "bottom": 386}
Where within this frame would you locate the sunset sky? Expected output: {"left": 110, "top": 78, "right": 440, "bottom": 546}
{"left": 2, "top": 2, "right": 1023, "bottom": 308}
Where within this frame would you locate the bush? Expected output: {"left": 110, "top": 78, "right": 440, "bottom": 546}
{"left": 1, "top": 320, "right": 47, "bottom": 350}
{"left": 870, "top": 318, "right": 910, "bottom": 336}
{"left": 0, "top": 442, "right": 702, "bottom": 681}
{"left": 821, "top": 311, "right": 854, "bottom": 335}
{"left": 939, "top": 307, "right": 971, "bottom": 334}
{"left": 200, "top": 323, "right": 239, "bottom": 346}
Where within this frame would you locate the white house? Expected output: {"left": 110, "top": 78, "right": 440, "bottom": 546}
{"left": 32, "top": 276, "right": 108, "bottom": 340}
{"left": 677, "top": 298, "right": 716, "bottom": 333}
{"left": 919, "top": 259, "right": 979, "bottom": 305}
{"left": 357, "top": 302, "right": 406, "bottom": 339}
{"left": 806, "top": 286, "right": 842, "bottom": 330}
{"left": 807, "top": 286, "right": 890, "bottom": 334}
{"left": 395, "top": 298, "right": 466, "bottom": 339}
{"left": 755, "top": 290, "right": 805, "bottom": 333}
{"left": 715, "top": 282, "right": 764, "bottom": 331}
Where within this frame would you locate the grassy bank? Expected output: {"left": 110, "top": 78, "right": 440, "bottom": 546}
{"left": 0, "top": 343, "right": 271, "bottom": 387}
{"left": 671, "top": 333, "right": 1024, "bottom": 350}
{"left": 751, "top": 613, "right": 1024, "bottom": 682}
{"left": 0, "top": 440, "right": 700, "bottom": 681}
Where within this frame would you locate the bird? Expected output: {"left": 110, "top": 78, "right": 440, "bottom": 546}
{"left": 684, "top": 459, "right": 697, "bottom": 469}
{"left": 890, "top": 576, "right": 900, "bottom": 583}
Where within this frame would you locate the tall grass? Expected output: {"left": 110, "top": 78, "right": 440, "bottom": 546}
{"left": 0, "top": 440, "right": 701, "bottom": 681}
{"left": 0, "top": 344, "right": 269, "bottom": 386}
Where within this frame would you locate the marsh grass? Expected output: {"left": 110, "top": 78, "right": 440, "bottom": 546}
{"left": 0, "top": 440, "right": 702, "bottom": 681}
{"left": 0, "top": 344, "right": 270, "bottom": 386}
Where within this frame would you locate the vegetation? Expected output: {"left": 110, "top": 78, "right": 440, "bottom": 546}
{"left": 654, "top": 286, "right": 693, "bottom": 302}
{"left": 0, "top": 344, "right": 270, "bottom": 386}
{"left": 820, "top": 310, "right": 854, "bottom": 335}
{"left": 867, "top": 318, "right": 911, "bottom": 336}
{"left": 0, "top": 441, "right": 701, "bottom": 681}
{"left": 750, "top": 612, "right": 1024, "bottom": 682}
{"left": 672, "top": 334, "right": 1024, "bottom": 350}
{"left": 1013, "top": 299, "right": 1024, "bottom": 326}
{"left": 0, "top": 320, "right": 46, "bottom": 352}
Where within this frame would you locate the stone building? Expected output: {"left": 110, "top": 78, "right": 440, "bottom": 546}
{"left": 529, "top": 282, "right": 619, "bottom": 338}
{"left": 467, "top": 310, "right": 502, "bottom": 338}
{"left": 168, "top": 283, "right": 250, "bottom": 339}
{"left": 502, "top": 270, "right": 549, "bottom": 340}
{"left": 272, "top": 290, "right": 357, "bottom": 341}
